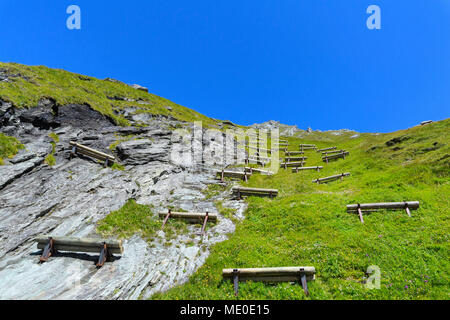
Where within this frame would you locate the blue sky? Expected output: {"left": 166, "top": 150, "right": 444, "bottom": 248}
{"left": 0, "top": 1, "right": 449, "bottom": 132}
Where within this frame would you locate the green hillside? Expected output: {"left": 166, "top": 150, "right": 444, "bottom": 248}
{"left": 0, "top": 62, "right": 236, "bottom": 129}
{"left": 154, "top": 119, "right": 449, "bottom": 300}
{"left": 1, "top": 62, "right": 448, "bottom": 300}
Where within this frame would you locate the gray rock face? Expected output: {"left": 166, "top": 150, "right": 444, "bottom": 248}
{"left": 0, "top": 101, "right": 247, "bottom": 300}
{"left": 130, "top": 84, "right": 149, "bottom": 92}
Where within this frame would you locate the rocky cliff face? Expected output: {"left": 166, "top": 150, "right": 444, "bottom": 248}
{"left": 0, "top": 100, "right": 246, "bottom": 299}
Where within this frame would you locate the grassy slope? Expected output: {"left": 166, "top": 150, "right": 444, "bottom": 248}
{"left": 0, "top": 133, "right": 24, "bottom": 165}
{"left": 154, "top": 120, "right": 449, "bottom": 300}
{"left": 0, "top": 62, "right": 237, "bottom": 129}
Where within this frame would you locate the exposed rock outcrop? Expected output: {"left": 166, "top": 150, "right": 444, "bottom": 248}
{"left": 0, "top": 100, "right": 246, "bottom": 300}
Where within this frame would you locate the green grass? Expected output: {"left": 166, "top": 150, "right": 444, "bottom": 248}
{"left": 0, "top": 62, "right": 240, "bottom": 129}
{"left": 44, "top": 132, "right": 59, "bottom": 166}
{"left": 153, "top": 119, "right": 450, "bottom": 300}
{"left": 97, "top": 200, "right": 190, "bottom": 242}
{"left": 97, "top": 199, "right": 161, "bottom": 241}
{"left": 0, "top": 133, "right": 24, "bottom": 165}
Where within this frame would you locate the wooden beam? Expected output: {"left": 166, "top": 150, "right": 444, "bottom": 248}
{"left": 223, "top": 267, "right": 315, "bottom": 280}
{"left": 36, "top": 235, "right": 123, "bottom": 254}
{"left": 313, "top": 173, "right": 350, "bottom": 184}
{"left": 322, "top": 151, "right": 349, "bottom": 162}
{"left": 281, "top": 157, "right": 307, "bottom": 162}
{"left": 346, "top": 201, "right": 419, "bottom": 212}
{"left": 232, "top": 187, "right": 278, "bottom": 198}
{"left": 158, "top": 211, "right": 218, "bottom": 222}
{"left": 216, "top": 170, "right": 251, "bottom": 181}
{"left": 317, "top": 147, "right": 337, "bottom": 152}
{"left": 69, "top": 141, "right": 115, "bottom": 161}
{"left": 244, "top": 167, "right": 274, "bottom": 175}
{"left": 285, "top": 151, "right": 305, "bottom": 156}
{"left": 292, "top": 166, "right": 323, "bottom": 172}
{"left": 280, "top": 161, "right": 305, "bottom": 168}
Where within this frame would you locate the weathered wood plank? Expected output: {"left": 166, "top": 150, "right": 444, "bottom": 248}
{"left": 322, "top": 151, "right": 349, "bottom": 162}
{"left": 317, "top": 147, "right": 337, "bottom": 152}
{"left": 232, "top": 187, "right": 278, "bottom": 198}
{"left": 281, "top": 157, "right": 307, "bottom": 162}
{"left": 232, "top": 187, "right": 278, "bottom": 193}
{"left": 285, "top": 151, "right": 305, "bottom": 156}
{"left": 280, "top": 161, "right": 305, "bottom": 168}
{"left": 347, "top": 201, "right": 420, "bottom": 212}
{"left": 158, "top": 211, "right": 218, "bottom": 221}
{"left": 244, "top": 167, "right": 274, "bottom": 175}
{"left": 70, "top": 141, "right": 115, "bottom": 161}
{"left": 216, "top": 170, "right": 251, "bottom": 180}
{"left": 36, "top": 235, "right": 123, "bottom": 254}
{"left": 292, "top": 166, "right": 323, "bottom": 172}
{"left": 313, "top": 172, "right": 350, "bottom": 183}
{"left": 223, "top": 267, "right": 315, "bottom": 282}
{"left": 322, "top": 149, "right": 347, "bottom": 156}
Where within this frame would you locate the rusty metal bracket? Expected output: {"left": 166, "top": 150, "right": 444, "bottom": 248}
{"left": 357, "top": 203, "right": 364, "bottom": 223}
{"left": 69, "top": 146, "right": 77, "bottom": 160}
{"left": 161, "top": 209, "right": 172, "bottom": 229}
{"left": 39, "top": 237, "right": 56, "bottom": 263}
{"left": 299, "top": 268, "right": 309, "bottom": 296}
{"left": 200, "top": 212, "right": 209, "bottom": 236}
{"left": 96, "top": 242, "right": 112, "bottom": 268}
{"left": 404, "top": 202, "right": 411, "bottom": 217}
{"left": 233, "top": 269, "right": 239, "bottom": 297}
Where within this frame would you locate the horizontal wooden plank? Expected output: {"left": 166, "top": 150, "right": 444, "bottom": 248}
{"left": 37, "top": 244, "right": 123, "bottom": 255}
{"left": 347, "top": 201, "right": 420, "bottom": 211}
{"left": 223, "top": 267, "right": 316, "bottom": 279}
{"left": 216, "top": 170, "right": 251, "bottom": 179}
{"left": 280, "top": 161, "right": 305, "bottom": 167}
{"left": 232, "top": 187, "right": 278, "bottom": 193}
{"left": 36, "top": 235, "right": 123, "bottom": 254}
{"left": 244, "top": 167, "right": 274, "bottom": 175}
{"left": 322, "top": 150, "right": 347, "bottom": 155}
{"left": 70, "top": 141, "right": 115, "bottom": 161}
{"left": 292, "top": 166, "right": 323, "bottom": 172}
{"left": 313, "top": 173, "right": 350, "bottom": 183}
{"left": 285, "top": 151, "right": 305, "bottom": 155}
{"left": 281, "top": 157, "right": 307, "bottom": 162}
{"left": 158, "top": 211, "right": 218, "bottom": 221}
{"left": 317, "top": 147, "right": 337, "bottom": 152}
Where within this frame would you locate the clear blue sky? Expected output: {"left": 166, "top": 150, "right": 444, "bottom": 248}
{"left": 1, "top": 1, "right": 449, "bottom": 132}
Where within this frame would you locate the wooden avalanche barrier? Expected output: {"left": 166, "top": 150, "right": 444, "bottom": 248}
{"left": 285, "top": 151, "right": 305, "bottom": 156}
{"left": 313, "top": 172, "right": 350, "bottom": 184}
{"left": 232, "top": 186, "right": 278, "bottom": 199}
{"left": 216, "top": 170, "right": 251, "bottom": 182}
{"left": 36, "top": 235, "right": 123, "bottom": 267}
{"left": 299, "top": 144, "right": 316, "bottom": 151}
{"left": 159, "top": 210, "right": 217, "bottom": 235}
{"left": 69, "top": 141, "right": 115, "bottom": 167}
{"left": 317, "top": 147, "right": 337, "bottom": 152}
{"left": 322, "top": 151, "right": 349, "bottom": 163}
{"left": 292, "top": 166, "right": 323, "bottom": 173}
{"left": 223, "top": 267, "right": 316, "bottom": 296}
{"left": 282, "top": 156, "right": 307, "bottom": 163}
{"left": 346, "top": 201, "right": 420, "bottom": 223}
{"left": 244, "top": 167, "right": 274, "bottom": 175}
{"left": 248, "top": 146, "right": 273, "bottom": 154}
{"left": 280, "top": 161, "right": 305, "bottom": 169}
{"left": 322, "top": 149, "right": 347, "bottom": 156}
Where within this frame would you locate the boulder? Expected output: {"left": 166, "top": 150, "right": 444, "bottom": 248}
{"left": 131, "top": 84, "right": 149, "bottom": 93}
